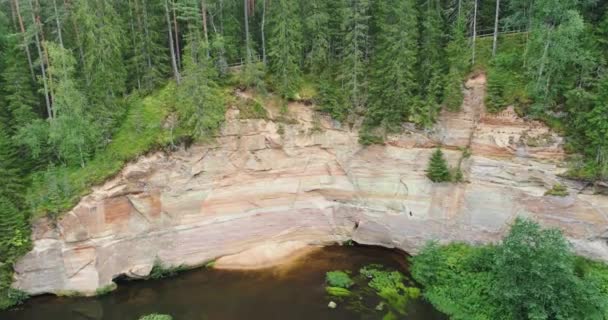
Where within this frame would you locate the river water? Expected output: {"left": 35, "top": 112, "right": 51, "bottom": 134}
{"left": 1, "top": 245, "right": 445, "bottom": 320}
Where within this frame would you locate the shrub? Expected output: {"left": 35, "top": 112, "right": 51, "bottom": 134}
{"left": 426, "top": 149, "right": 451, "bottom": 182}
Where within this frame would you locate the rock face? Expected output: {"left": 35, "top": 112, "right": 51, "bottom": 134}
{"left": 14, "top": 74, "right": 608, "bottom": 295}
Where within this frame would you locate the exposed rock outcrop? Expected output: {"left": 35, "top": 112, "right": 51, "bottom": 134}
{"left": 14, "top": 74, "right": 608, "bottom": 295}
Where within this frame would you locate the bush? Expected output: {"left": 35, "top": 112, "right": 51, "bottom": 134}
{"left": 426, "top": 149, "right": 451, "bottom": 182}
{"left": 326, "top": 271, "right": 354, "bottom": 289}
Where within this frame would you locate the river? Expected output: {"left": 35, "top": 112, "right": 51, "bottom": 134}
{"left": 1, "top": 245, "right": 445, "bottom": 320}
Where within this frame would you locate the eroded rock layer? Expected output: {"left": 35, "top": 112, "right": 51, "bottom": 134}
{"left": 14, "top": 75, "right": 608, "bottom": 295}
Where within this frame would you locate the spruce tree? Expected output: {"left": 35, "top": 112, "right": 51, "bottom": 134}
{"left": 177, "top": 27, "right": 225, "bottom": 137}
{"left": 0, "top": 125, "right": 24, "bottom": 203}
{"left": 338, "top": 0, "right": 370, "bottom": 109}
{"left": 443, "top": 14, "right": 469, "bottom": 111}
{"left": 1, "top": 37, "right": 39, "bottom": 132}
{"left": 418, "top": 0, "right": 446, "bottom": 125}
{"left": 427, "top": 148, "right": 451, "bottom": 182}
{"left": 73, "top": 0, "right": 127, "bottom": 133}
{"left": 303, "top": 0, "right": 331, "bottom": 74}
{"left": 367, "top": 0, "right": 419, "bottom": 127}
{"left": 268, "top": 0, "right": 302, "bottom": 98}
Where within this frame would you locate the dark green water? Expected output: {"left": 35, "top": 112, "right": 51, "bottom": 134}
{"left": 1, "top": 245, "right": 445, "bottom": 320}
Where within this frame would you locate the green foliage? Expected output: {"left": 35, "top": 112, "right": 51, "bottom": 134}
{"left": 338, "top": 0, "right": 370, "bottom": 109}
{"left": 46, "top": 42, "right": 102, "bottom": 167}
{"left": 325, "top": 286, "right": 352, "bottom": 297}
{"left": 177, "top": 35, "right": 226, "bottom": 138}
{"left": 411, "top": 218, "right": 608, "bottom": 320}
{"left": 359, "top": 265, "right": 421, "bottom": 318}
{"left": 149, "top": 259, "right": 187, "bottom": 280}
{"left": 27, "top": 84, "right": 177, "bottom": 218}
{"left": 268, "top": 0, "right": 302, "bottom": 98}
{"left": 545, "top": 183, "right": 569, "bottom": 197}
{"left": 0, "top": 37, "right": 38, "bottom": 132}
{"left": 237, "top": 99, "right": 268, "bottom": 120}
{"left": 366, "top": 0, "right": 418, "bottom": 127}
{"left": 359, "top": 131, "right": 384, "bottom": 146}
{"left": 95, "top": 283, "right": 117, "bottom": 296}
{"left": 138, "top": 314, "right": 173, "bottom": 320}
{"left": 316, "top": 77, "right": 349, "bottom": 122}
{"left": 303, "top": 0, "right": 331, "bottom": 74}
{"left": 326, "top": 271, "right": 354, "bottom": 288}
{"left": 416, "top": 0, "right": 446, "bottom": 123}
{"left": 443, "top": 14, "right": 469, "bottom": 111}
{"left": 0, "top": 286, "right": 29, "bottom": 310}
{"left": 426, "top": 149, "right": 451, "bottom": 182}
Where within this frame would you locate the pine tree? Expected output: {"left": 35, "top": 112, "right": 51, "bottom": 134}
{"left": 367, "top": 0, "right": 419, "bottom": 128}
{"left": 268, "top": 0, "right": 302, "bottom": 98}
{"left": 427, "top": 148, "right": 451, "bottom": 182}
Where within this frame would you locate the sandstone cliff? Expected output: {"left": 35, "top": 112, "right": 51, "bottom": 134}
{"left": 14, "top": 74, "right": 608, "bottom": 295}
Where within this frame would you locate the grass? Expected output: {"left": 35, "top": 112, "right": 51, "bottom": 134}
{"left": 27, "top": 83, "right": 182, "bottom": 219}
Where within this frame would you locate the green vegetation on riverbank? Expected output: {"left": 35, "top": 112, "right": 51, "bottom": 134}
{"left": 325, "top": 265, "right": 422, "bottom": 319}
{"left": 411, "top": 218, "right": 608, "bottom": 320}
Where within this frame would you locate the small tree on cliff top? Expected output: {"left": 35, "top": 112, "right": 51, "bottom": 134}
{"left": 427, "top": 149, "right": 451, "bottom": 182}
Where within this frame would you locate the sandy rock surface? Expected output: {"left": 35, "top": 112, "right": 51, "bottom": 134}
{"left": 14, "top": 74, "right": 608, "bottom": 295}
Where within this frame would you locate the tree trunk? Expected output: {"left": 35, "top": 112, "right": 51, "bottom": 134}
{"left": 52, "top": 0, "right": 65, "bottom": 48}
{"left": 13, "top": 0, "right": 36, "bottom": 82}
{"left": 243, "top": 0, "right": 252, "bottom": 62}
{"left": 261, "top": 0, "right": 267, "bottom": 65}
{"left": 472, "top": 0, "right": 478, "bottom": 65}
{"left": 165, "top": 0, "right": 181, "bottom": 84}
{"left": 492, "top": 0, "right": 500, "bottom": 57}
{"left": 171, "top": 0, "right": 181, "bottom": 68}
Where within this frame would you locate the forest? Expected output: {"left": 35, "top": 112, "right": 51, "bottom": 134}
{"left": 0, "top": 0, "right": 607, "bottom": 311}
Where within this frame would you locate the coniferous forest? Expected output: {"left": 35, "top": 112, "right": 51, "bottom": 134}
{"left": 0, "top": 0, "right": 607, "bottom": 312}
